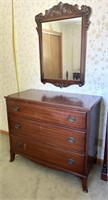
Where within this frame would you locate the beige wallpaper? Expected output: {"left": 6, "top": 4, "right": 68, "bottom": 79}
{"left": 1, "top": 0, "right": 108, "bottom": 159}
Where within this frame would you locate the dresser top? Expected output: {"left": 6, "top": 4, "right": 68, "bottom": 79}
{"left": 6, "top": 89, "right": 101, "bottom": 110}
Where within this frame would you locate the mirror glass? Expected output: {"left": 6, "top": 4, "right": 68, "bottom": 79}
{"left": 42, "top": 17, "right": 82, "bottom": 80}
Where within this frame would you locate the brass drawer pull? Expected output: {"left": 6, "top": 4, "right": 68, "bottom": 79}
{"left": 16, "top": 143, "right": 22, "bottom": 147}
{"left": 68, "top": 116, "right": 76, "bottom": 122}
{"left": 67, "top": 137, "right": 76, "bottom": 143}
{"left": 67, "top": 159, "right": 75, "bottom": 165}
{"left": 14, "top": 106, "right": 20, "bottom": 112}
{"left": 15, "top": 123, "right": 21, "bottom": 129}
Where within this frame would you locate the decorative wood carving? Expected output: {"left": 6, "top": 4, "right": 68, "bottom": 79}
{"left": 35, "top": 2, "right": 91, "bottom": 30}
{"left": 42, "top": 80, "right": 83, "bottom": 88}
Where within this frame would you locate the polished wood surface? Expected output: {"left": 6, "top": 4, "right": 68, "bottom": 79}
{"left": 7, "top": 100, "right": 86, "bottom": 130}
{"left": 6, "top": 89, "right": 101, "bottom": 110}
{"left": 5, "top": 89, "right": 101, "bottom": 192}
{"left": 10, "top": 134, "right": 84, "bottom": 174}
{"left": 8, "top": 115, "right": 85, "bottom": 153}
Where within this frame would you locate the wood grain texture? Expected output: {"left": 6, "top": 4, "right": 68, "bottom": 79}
{"left": 10, "top": 134, "right": 84, "bottom": 174}
{"left": 5, "top": 89, "right": 101, "bottom": 110}
{"left": 5, "top": 89, "right": 101, "bottom": 192}
{"left": 7, "top": 100, "right": 86, "bottom": 130}
{"left": 8, "top": 114, "right": 85, "bottom": 153}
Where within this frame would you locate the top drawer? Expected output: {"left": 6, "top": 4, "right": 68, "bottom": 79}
{"left": 6, "top": 99, "right": 86, "bottom": 130}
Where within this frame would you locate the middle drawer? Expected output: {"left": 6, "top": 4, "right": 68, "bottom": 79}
{"left": 8, "top": 115, "right": 85, "bottom": 154}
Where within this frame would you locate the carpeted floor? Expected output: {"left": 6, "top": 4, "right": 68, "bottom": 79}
{"left": 0, "top": 134, "right": 108, "bottom": 200}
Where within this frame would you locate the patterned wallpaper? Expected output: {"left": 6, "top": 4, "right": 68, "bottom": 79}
{"left": 1, "top": 0, "right": 108, "bottom": 159}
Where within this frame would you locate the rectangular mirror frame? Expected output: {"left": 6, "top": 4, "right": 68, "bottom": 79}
{"left": 35, "top": 2, "right": 91, "bottom": 88}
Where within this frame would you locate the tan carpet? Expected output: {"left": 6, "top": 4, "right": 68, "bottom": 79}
{"left": 0, "top": 134, "right": 108, "bottom": 200}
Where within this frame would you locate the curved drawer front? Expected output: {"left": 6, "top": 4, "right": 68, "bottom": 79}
{"left": 7, "top": 100, "right": 86, "bottom": 130}
{"left": 10, "top": 135, "right": 84, "bottom": 174}
{"left": 8, "top": 115, "right": 85, "bottom": 153}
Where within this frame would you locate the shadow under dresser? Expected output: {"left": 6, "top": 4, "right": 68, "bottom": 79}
{"left": 5, "top": 89, "right": 101, "bottom": 192}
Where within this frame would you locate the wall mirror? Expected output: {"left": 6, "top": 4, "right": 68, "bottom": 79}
{"left": 35, "top": 2, "right": 91, "bottom": 87}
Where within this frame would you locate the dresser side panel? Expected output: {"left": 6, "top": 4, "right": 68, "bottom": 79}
{"left": 87, "top": 101, "right": 101, "bottom": 171}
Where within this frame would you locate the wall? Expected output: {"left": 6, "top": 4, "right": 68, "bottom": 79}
{"left": 1, "top": 0, "right": 18, "bottom": 131}
{"left": 1, "top": 0, "right": 108, "bottom": 159}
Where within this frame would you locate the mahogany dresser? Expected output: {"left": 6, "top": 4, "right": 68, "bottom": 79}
{"left": 5, "top": 89, "right": 101, "bottom": 192}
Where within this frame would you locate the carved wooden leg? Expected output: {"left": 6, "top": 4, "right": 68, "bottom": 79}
{"left": 10, "top": 151, "right": 15, "bottom": 162}
{"left": 81, "top": 177, "right": 88, "bottom": 193}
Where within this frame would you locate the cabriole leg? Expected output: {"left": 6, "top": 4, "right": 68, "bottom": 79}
{"left": 10, "top": 151, "right": 15, "bottom": 162}
{"left": 81, "top": 177, "right": 88, "bottom": 193}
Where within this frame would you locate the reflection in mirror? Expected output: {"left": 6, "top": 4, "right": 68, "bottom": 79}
{"left": 42, "top": 18, "right": 82, "bottom": 80}
{"left": 35, "top": 2, "right": 91, "bottom": 87}
{"left": 42, "top": 95, "right": 83, "bottom": 107}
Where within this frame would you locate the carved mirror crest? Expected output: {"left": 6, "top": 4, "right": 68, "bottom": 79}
{"left": 35, "top": 2, "right": 91, "bottom": 88}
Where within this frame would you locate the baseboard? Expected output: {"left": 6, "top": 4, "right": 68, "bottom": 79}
{"left": 0, "top": 129, "right": 9, "bottom": 135}
{"left": 97, "top": 158, "right": 103, "bottom": 165}
{"left": 101, "top": 171, "right": 108, "bottom": 181}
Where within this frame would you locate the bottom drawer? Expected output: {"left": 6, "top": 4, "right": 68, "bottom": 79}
{"left": 10, "top": 135, "right": 84, "bottom": 174}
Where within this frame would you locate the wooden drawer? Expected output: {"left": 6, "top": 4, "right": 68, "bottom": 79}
{"left": 8, "top": 115, "right": 85, "bottom": 153}
{"left": 10, "top": 135, "right": 84, "bottom": 174}
{"left": 7, "top": 99, "right": 86, "bottom": 130}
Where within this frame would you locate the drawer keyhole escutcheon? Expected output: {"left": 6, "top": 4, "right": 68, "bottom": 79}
{"left": 67, "top": 137, "right": 76, "bottom": 143}
{"left": 67, "top": 159, "right": 75, "bottom": 165}
{"left": 68, "top": 116, "right": 76, "bottom": 122}
{"left": 16, "top": 143, "right": 22, "bottom": 147}
{"left": 16, "top": 143, "right": 26, "bottom": 150}
{"left": 15, "top": 123, "right": 21, "bottom": 129}
{"left": 14, "top": 106, "right": 20, "bottom": 112}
